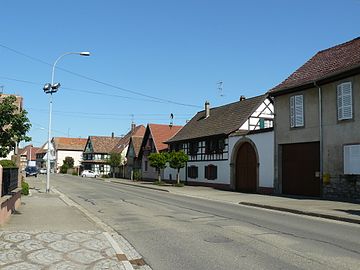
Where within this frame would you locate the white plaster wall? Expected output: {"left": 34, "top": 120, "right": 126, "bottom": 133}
{"left": 229, "top": 131, "right": 274, "bottom": 188}
{"left": 56, "top": 150, "right": 83, "bottom": 168}
{"left": 164, "top": 166, "right": 186, "bottom": 182}
{"left": 186, "top": 160, "right": 230, "bottom": 185}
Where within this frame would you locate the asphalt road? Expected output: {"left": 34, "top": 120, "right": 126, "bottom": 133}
{"left": 50, "top": 174, "right": 360, "bottom": 270}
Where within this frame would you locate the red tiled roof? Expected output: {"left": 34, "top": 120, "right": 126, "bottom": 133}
{"left": 270, "top": 37, "right": 360, "bottom": 94}
{"left": 130, "top": 136, "right": 144, "bottom": 158}
{"left": 19, "top": 145, "right": 40, "bottom": 161}
{"left": 52, "top": 137, "right": 88, "bottom": 151}
{"left": 112, "top": 125, "right": 146, "bottom": 153}
{"left": 88, "top": 136, "right": 122, "bottom": 153}
{"left": 148, "top": 124, "right": 182, "bottom": 151}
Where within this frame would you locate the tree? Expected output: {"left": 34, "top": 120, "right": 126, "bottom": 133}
{"left": 0, "top": 95, "right": 31, "bottom": 158}
{"left": 60, "top": 156, "right": 74, "bottom": 173}
{"left": 148, "top": 152, "right": 168, "bottom": 182}
{"left": 107, "top": 152, "right": 122, "bottom": 178}
{"left": 168, "top": 151, "right": 188, "bottom": 185}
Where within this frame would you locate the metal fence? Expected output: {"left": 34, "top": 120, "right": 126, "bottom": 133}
{"left": 2, "top": 168, "right": 18, "bottom": 196}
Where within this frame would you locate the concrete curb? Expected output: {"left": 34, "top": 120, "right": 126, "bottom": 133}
{"left": 239, "top": 202, "right": 360, "bottom": 225}
{"left": 110, "top": 180, "right": 170, "bottom": 193}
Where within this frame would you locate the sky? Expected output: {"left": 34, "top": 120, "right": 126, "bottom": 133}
{"left": 1, "top": 0, "right": 359, "bottom": 147}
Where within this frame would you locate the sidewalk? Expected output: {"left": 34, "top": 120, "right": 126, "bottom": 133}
{"left": 110, "top": 178, "right": 360, "bottom": 225}
{"left": 0, "top": 177, "right": 150, "bottom": 270}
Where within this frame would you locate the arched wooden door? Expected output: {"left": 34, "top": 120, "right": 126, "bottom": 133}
{"left": 236, "top": 142, "right": 257, "bottom": 192}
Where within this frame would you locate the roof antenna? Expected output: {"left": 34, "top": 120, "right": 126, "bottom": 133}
{"left": 217, "top": 81, "right": 224, "bottom": 97}
{"left": 169, "top": 113, "right": 174, "bottom": 128}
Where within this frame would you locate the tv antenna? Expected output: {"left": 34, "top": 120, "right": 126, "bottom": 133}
{"left": 217, "top": 81, "right": 224, "bottom": 97}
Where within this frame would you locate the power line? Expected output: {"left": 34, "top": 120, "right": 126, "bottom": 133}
{"left": 0, "top": 44, "right": 202, "bottom": 108}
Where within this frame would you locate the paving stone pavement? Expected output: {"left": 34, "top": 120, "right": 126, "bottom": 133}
{"left": 0, "top": 230, "right": 128, "bottom": 270}
{"left": 0, "top": 177, "right": 152, "bottom": 270}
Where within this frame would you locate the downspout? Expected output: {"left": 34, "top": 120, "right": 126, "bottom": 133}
{"left": 314, "top": 82, "right": 323, "bottom": 196}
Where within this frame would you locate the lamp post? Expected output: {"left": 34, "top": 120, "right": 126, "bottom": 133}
{"left": 43, "top": 51, "right": 90, "bottom": 192}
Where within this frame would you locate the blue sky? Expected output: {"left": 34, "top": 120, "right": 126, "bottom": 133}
{"left": 1, "top": 0, "right": 359, "bottom": 147}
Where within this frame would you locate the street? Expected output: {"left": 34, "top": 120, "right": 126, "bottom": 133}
{"left": 50, "top": 174, "right": 360, "bottom": 270}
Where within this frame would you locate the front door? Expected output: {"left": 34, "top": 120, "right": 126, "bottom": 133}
{"left": 236, "top": 142, "right": 257, "bottom": 192}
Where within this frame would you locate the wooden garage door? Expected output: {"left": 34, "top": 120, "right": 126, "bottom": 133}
{"left": 282, "top": 142, "right": 320, "bottom": 197}
{"left": 236, "top": 142, "right": 257, "bottom": 193}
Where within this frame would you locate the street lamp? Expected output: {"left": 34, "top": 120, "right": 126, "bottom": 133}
{"left": 43, "top": 51, "right": 90, "bottom": 192}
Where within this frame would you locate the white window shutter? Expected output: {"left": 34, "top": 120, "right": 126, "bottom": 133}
{"left": 294, "top": 95, "right": 304, "bottom": 127}
{"left": 290, "top": 96, "right": 295, "bottom": 128}
{"left": 337, "top": 85, "right": 343, "bottom": 120}
{"left": 337, "top": 82, "right": 353, "bottom": 120}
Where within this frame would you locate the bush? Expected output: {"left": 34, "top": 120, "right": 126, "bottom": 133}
{"left": 72, "top": 171, "right": 78, "bottom": 176}
{"left": 60, "top": 164, "right": 69, "bottom": 174}
{"left": 153, "top": 180, "right": 166, "bottom": 186}
{"left": 173, "top": 183, "right": 184, "bottom": 187}
{"left": 133, "top": 169, "right": 141, "bottom": 181}
{"left": 21, "top": 181, "right": 29, "bottom": 195}
{"left": 0, "top": 159, "right": 17, "bottom": 168}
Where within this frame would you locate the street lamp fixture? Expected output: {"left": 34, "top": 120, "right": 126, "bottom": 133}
{"left": 43, "top": 51, "right": 90, "bottom": 193}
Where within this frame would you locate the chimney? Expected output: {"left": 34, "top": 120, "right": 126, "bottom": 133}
{"left": 205, "top": 101, "right": 210, "bottom": 118}
{"left": 111, "top": 132, "right": 114, "bottom": 138}
{"left": 131, "top": 122, "right": 136, "bottom": 132}
{"left": 240, "top": 95, "right": 246, "bottom": 101}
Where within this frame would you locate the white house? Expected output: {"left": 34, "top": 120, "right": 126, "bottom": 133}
{"left": 166, "top": 94, "right": 274, "bottom": 193}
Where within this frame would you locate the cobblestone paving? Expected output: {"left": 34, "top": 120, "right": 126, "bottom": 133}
{"left": 0, "top": 231, "right": 126, "bottom": 270}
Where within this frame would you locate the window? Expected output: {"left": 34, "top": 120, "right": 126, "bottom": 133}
{"left": 188, "top": 166, "right": 198, "bottom": 179}
{"left": 337, "top": 82, "right": 353, "bottom": 121}
{"left": 344, "top": 145, "right": 360, "bottom": 174}
{"left": 189, "top": 142, "right": 198, "bottom": 156}
{"left": 290, "top": 95, "right": 304, "bottom": 128}
{"left": 144, "top": 161, "right": 148, "bottom": 171}
{"left": 205, "top": 164, "right": 217, "bottom": 180}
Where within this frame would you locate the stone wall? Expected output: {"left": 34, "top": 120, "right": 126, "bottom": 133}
{"left": 323, "top": 175, "right": 360, "bottom": 201}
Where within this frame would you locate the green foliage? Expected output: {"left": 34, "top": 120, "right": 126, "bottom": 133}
{"left": 173, "top": 183, "right": 184, "bottom": 187}
{"left": 0, "top": 159, "right": 17, "bottom": 168}
{"left": 168, "top": 151, "right": 188, "bottom": 184}
{"left": 21, "top": 181, "right": 29, "bottom": 195}
{"left": 148, "top": 152, "right": 168, "bottom": 171}
{"left": 153, "top": 180, "right": 167, "bottom": 186}
{"left": 133, "top": 169, "right": 141, "bottom": 181}
{"left": 63, "top": 156, "right": 74, "bottom": 168}
{"left": 72, "top": 171, "right": 78, "bottom": 176}
{"left": 107, "top": 152, "right": 122, "bottom": 177}
{"left": 60, "top": 164, "right": 69, "bottom": 174}
{"left": 168, "top": 151, "right": 188, "bottom": 170}
{"left": 148, "top": 152, "right": 169, "bottom": 182}
{"left": 0, "top": 95, "right": 31, "bottom": 158}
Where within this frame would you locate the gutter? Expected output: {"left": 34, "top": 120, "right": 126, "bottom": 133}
{"left": 314, "top": 82, "right": 323, "bottom": 196}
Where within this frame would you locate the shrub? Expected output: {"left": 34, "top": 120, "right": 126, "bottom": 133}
{"left": 72, "top": 171, "right": 78, "bottom": 176}
{"left": 60, "top": 164, "right": 69, "bottom": 174}
{"left": 133, "top": 169, "right": 141, "bottom": 181}
{"left": 21, "top": 181, "right": 29, "bottom": 195}
{"left": 0, "top": 159, "right": 17, "bottom": 168}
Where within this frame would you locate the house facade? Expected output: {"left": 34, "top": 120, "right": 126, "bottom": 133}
{"left": 166, "top": 95, "right": 274, "bottom": 192}
{"left": 19, "top": 145, "right": 39, "bottom": 171}
{"left": 139, "top": 124, "right": 182, "bottom": 181}
{"left": 112, "top": 124, "right": 145, "bottom": 178}
{"left": 82, "top": 125, "right": 145, "bottom": 176}
{"left": 52, "top": 137, "right": 88, "bottom": 172}
{"left": 270, "top": 37, "right": 360, "bottom": 200}
{"left": 82, "top": 134, "right": 121, "bottom": 176}
{"left": 126, "top": 133, "right": 145, "bottom": 179}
